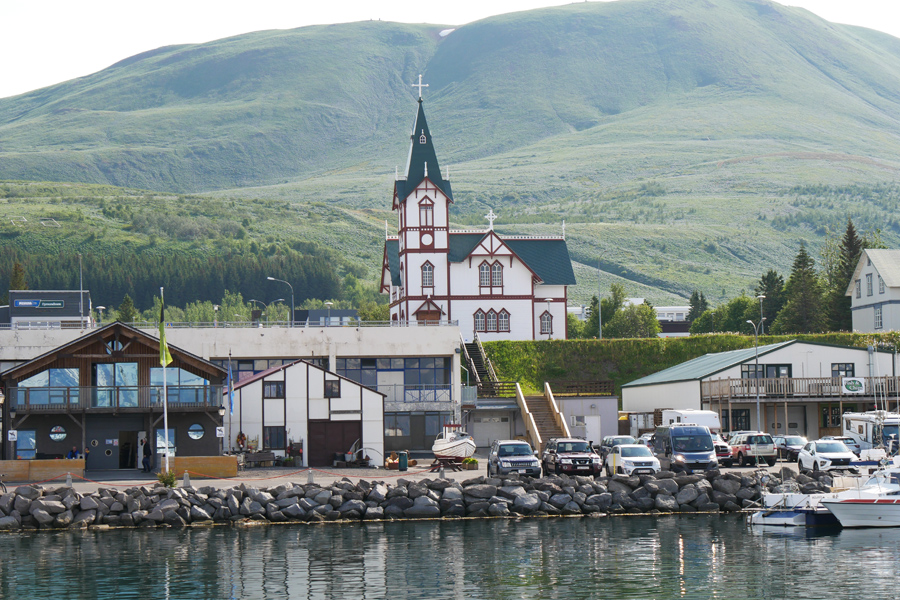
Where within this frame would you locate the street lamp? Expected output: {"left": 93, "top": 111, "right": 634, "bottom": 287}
{"left": 325, "top": 301, "right": 333, "bottom": 327}
{"left": 96, "top": 306, "right": 106, "bottom": 326}
{"left": 756, "top": 294, "right": 766, "bottom": 335}
{"left": 545, "top": 297, "right": 553, "bottom": 340}
{"left": 213, "top": 305, "right": 219, "bottom": 328}
{"left": 747, "top": 318, "right": 767, "bottom": 433}
{"left": 267, "top": 277, "right": 294, "bottom": 327}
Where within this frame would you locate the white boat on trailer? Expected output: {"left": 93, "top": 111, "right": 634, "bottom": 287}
{"left": 432, "top": 424, "right": 476, "bottom": 460}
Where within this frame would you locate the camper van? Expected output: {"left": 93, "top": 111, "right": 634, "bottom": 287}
{"left": 661, "top": 409, "right": 721, "bottom": 432}
{"left": 842, "top": 411, "right": 900, "bottom": 454}
{"left": 653, "top": 424, "right": 717, "bottom": 473}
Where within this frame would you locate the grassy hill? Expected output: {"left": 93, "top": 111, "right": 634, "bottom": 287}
{"left": 2, "top": 0, "right": 900, "bottom": 306}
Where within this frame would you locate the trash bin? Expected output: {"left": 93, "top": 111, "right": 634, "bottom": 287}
{"left": 398, "top": 451, "right": 408, "bottom": 472}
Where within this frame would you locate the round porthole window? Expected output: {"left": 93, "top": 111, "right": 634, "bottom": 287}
{"left": 50, "top": 425, "right": 67, "bottom": 442}
{"left": 105, "top": 449, "right": 112, "bottom": 456}
{"left": 188, "top": 424, "right": 205, "bottom": 440}
{"left": 91, "top": 439, "right": 99, "bottom": 447}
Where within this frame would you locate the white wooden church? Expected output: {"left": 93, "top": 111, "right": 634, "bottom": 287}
{"left": 381, "top": 82, "right": 576, "bottom": 341}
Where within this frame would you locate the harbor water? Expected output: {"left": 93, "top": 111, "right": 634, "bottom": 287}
{"left": 1, "top": 515, "right": 898, "bottom": 599}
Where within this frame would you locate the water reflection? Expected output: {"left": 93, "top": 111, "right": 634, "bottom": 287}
{"left": 4, "top": 516, "right": 900, "bottom": 599}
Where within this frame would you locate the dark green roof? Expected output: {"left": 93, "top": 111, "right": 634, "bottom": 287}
{"left": 394, "top": 100, "right": 452, "bottom": 201}
{"left": 385, "top": 239, "right": 401, "bottom": 287}
{"left": 622, "top": 341, "right": 796, "bottom": 388}
{"left": 444, "top": 232, "right": 576, "bottom": 285}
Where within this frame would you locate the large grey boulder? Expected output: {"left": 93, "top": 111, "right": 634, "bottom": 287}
{"left": 499, "top": 486, "right": 527, "bottom": 500}
{"left": 15, "top": 486, "right": 41, "bottom": 500}
{"left": 441, "top": 501, "right": 466, "bottom": 517}
{"left": 512, "top": 494, "right": 542, "bottom": 515}
{"left": 405, "top": 497, "right": 441, "bottom": 518}
{"left": 32, "top": 499, "right": 66, "bottom": 514}
{"left": 655, "top": 495, "right": 679, "bottom": 512}
{"left": 313, "top": 490, "right": 333, "bottom": 505}
{"left": 635, "top": 497, "right": 655, "bottom": 511}
{"left": 72, "top": 510, "right": 97, "bottom": 526}
{"left": 190, "top": 506, "right": 212, "bottom": 521}
{"left": 32, "top": 509, "right": 55, "bottom": 526}
{"left": 407, "top": 483, "right": 429, "bottom": 499}
{"left": 13, "top": 495, "right": 33, "bottom": 514}
{"left": 606, "top": 480, "right": 634, "bottom": 495}
{"left": 711, "top": 490, "right": 737, "bottom": 507}
{"left": 0, "top": 516, "right": 20, "bottom": 530}
{"left": 54, "top": 509, "right": 74, "bottom": 528}
{"left": 441, "top": 487, "right": 463, "bottom": 501}
{"left": 363, "top": 506, "right": 385, "bottom": 520}
{"left": 548, "top": 493, "right": 573, "bottom": 509}
{"left": 488, "top": 503, "right": 511, "bottom": 517}
{"left": 585, "top": 493, "right": 612, "bottom": 511}
{"left": 385, "top": 496, "right": 414, "bottom": 510}
{"left": 339, "top": 500, "right": 368, "bottom": 516}
{"left": 282, "top": 504, "right": 306, "bottom": 520}
{"left": 675, "top": 485, "right": 700, "bottom": 505}
{"left": 385, "top": 486, "right": 409, "bottom": 499}
{"left": 712, "top": 478, "right": 741, "bottom": 496}
{"left": 465, "top": 484, "right": 498, "bottom": 499}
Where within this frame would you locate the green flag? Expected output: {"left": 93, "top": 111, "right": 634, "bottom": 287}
{"left": 159, "top": 289, "right": 173, "bottom": 367}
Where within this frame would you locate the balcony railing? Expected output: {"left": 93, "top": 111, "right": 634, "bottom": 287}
{"left": 376, "top": 384, "right": 452, "bottom": 404}
{"left": 547, "top": 380, "right": 615, "bottom": 396}
{"left": 7, "top": 385, "right": 224, "bottom": 413}
{"left": 701, "top": 376, "right": 900, "bottom": 402}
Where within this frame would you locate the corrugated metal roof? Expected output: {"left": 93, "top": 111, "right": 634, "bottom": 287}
{"left": 622, "top": 341, "right": 796, "bottom": 388}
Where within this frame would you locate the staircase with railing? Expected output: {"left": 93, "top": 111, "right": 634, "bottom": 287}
{"left": 521, "top": 392, "right": 568, "bottom": 451}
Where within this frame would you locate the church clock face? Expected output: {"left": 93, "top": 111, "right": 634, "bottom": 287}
{"left": 421, "top": 232, "right": 433, "bottom": 246}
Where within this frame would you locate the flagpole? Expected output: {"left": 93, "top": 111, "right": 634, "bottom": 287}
{"left": 227, "top": 349, "right": 234, "bottom": 454}
{"left": 160, "top": 287, "right": 171, "bottom": 473}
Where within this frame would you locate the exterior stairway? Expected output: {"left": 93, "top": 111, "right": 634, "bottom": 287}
{"left": 464, "top": 341, "right": 491, "bottom": 384}
{"left": 522, "top": 395, "right": 566, "bottom": 450}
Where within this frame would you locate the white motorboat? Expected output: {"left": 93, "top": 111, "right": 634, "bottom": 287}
{"left": 432, "top": 425, "right": 476, "bottom": 460}
{"left": 820, "top": 461, "right": 900, "bottom": 527}
{"left": 749, "top": 491, "right": 839, "bottom": 527}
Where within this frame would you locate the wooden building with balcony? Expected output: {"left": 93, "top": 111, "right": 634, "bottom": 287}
{"left": 1, "top": 322, "right": 226, "bottom": 468}
{"left": 622, "top": 340, "right": 897, "bottom": 438}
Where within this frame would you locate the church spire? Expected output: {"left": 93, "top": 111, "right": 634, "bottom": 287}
{"left": 396, "top": 76, "right": 452, "bottom": 201}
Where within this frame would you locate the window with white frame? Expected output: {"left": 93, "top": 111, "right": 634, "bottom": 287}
{"left": 479, "top": 263, "right": 491, "bottom": 287}
{"left": 491, "top": 262, "right": 503, "bottom": 287}
{"left": 498, "top": 310, "right": 510, "bottom": 332}
{"left": 856, "top": 280, "right": 861, "bottom": 298}
{"left": 540, "top": 312, "right": 553, "bottom": 335}
{"left": 474, "top": 310, "right": 486, "bottom": 332}
{"left": 486, "top": 310, "right": 497, "bottom": 332}
{"left": 421, "top": 262, "right": 433, "bottom": 288}
{"left": 879, "top": 275, "right": 885, "bottom": 294}
{"left": 867, "top": 273, "right": 873, "bottom": 296}
{"left": 875, "top": 305, "right": 883, "bottom": 330}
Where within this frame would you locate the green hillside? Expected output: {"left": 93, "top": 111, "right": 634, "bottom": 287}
{"left": 1, "top": 0, "right": 900, "bottom": 306}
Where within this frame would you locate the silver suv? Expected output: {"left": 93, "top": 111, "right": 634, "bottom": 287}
{"left": 487, "top": 440, "right": 541, "bottom": 477}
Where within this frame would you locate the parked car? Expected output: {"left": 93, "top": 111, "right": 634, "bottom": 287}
{"left": 604, "top": 444, "right": 661, "bottom": 476}
{"left": 487, "top": 440, "right": 542, "bottom": 477}
{"left": 798, "top": 440, "right": 857, "bottom": 472}
{"left": 728, "top": 432, "right": 777, "bottom": 467}
{"left": 713, "top": 433, "right": 733, "bottom": 467}
{"left": 820, "top": 436, "right": 862, "bottom": 456}
{"left": 773, "top": 435, "right": 808, "bottom": 461}
{"left": 541, "top": 437, "right": 603, "bottom": 477}
{"left": 598, "top": 435, "right": 637, "bottom": 461}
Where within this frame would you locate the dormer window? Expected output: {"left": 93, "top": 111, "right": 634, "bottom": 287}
{"left": 419, "top": 129, "right": 427, "bottom": 144}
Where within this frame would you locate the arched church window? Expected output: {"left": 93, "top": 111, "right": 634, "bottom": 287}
{"left": 491, "top": 262, "right": 503, "bottom": 287}
{"left": 474, "top": 310, "right": 486, "bottom": 332}
{"left": 420, "top": 129, "right": 427, "bottom": 144}
{"left": 540, "top": 312, "right": 553, "bottom": 335}
{"left": 486, "top": 310, "right": 497, "bottom": 332}
{"left": 479, "top": 263, "right": 491, "bottom": 287}
{"left": 498, "top": 310, "right": 510, "bottom": 332}
{"left": 421, "top": 263, "right": 434, "bottom": 288}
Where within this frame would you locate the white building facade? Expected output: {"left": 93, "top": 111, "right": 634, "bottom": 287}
{"left": 848, "top": 249, "right": 900, "bottom": 333}
{"left": 381, "top": 95, "right": 576, "bottom": 341}
{"left": 228, "top": 359, "right": 384, "bottom": 467}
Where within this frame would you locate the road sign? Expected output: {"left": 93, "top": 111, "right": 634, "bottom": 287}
{"left": 216, "top": 427, "right": 225, "bottom": 438}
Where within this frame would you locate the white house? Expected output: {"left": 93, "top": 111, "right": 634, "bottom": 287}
{"left": 381, "top": 92, "right": 576, "bottom": 341}
{"left": 622, "top": 340, "right": 897, "bottom": 439}
{"left": 848, "top": 249, "right": 900, "bottom": 333}
{"left": 226, "top": 359, "right": 384, "bottom": 467}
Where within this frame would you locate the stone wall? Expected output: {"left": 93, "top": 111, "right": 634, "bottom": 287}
{"left": 0, "top": 468, "right": 835, "bottom": 531}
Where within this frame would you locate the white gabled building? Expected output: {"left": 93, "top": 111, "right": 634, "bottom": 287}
{"left": 848, "top": 249, "right": 900, "bottom": 333}
{"left": 381, "top": 93, "right": 576, "bottom": 341}
{"left": 226, "top": 359, "right": 385, "bottom": 467}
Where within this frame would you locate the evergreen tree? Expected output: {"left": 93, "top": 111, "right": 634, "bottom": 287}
{"left": 582, "top": 295, "right": 600, "bottom": 339}
{"left": 117, "top": 294, "right": 139, "bottom": 324}
{"left": 600, "top": 283, "right": 626, "bottom": 337}
{"left": 771, "top": 244, "right": 826, "bottom": 334}
{"left": 687, "top": 290, "right": 708, "bottom": 322}
{"left": 755, "top": 270, "right": 785, "bottom": 328}
{"left": 9, "top": 262, "right": 27, "bottom": 290}
{"left": 827, "top": 219, "right": 863, "bottom": 331}
{"left": 604, "top": 303, "right": 661, "bottom": 339}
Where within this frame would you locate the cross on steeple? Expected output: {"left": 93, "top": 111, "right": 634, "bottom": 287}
{"left": 412, "top": 74, "right": 429, "bottom": 99}
{"left": 485, "top": 208, "right": 498, "bottom": 231}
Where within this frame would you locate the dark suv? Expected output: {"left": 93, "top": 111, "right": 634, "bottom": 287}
{"left": 541, "top": 437, "right": 603, "bottom": 477}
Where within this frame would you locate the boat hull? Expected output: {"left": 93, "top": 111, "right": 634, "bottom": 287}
{"left": 432, "top": 438, "right": 476, "bottom": 460}
{"left": 821, "top": 498, "right": 900, "bottom": 528}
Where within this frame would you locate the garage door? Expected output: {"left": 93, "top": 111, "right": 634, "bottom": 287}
{"left": 308, "top": 420, "right": 363, "bottom": 467}
{"left": 471, "top": 412, "right": 512, "bottom": 448}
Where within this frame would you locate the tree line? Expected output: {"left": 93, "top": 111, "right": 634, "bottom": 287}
{"left": 688, "top": 219, "right": 878, "bottom": 335}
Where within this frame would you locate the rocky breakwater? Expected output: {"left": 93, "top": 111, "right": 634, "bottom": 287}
{"left": 0, "top": 468, "right": 833, "bottom": 531}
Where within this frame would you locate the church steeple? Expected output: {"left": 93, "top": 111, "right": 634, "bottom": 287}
{"left": 395, "top": 81, "right": 452, "bottom": 202}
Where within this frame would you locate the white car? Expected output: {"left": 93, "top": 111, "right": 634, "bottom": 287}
{"left": 604, "top": 444, "right": 661, "bottom": 477}
{"left": 637, "top": 433, "right": 654, "bottom": 447}
{"left": 798, "top": 440, "right": 858, "bottom": 472}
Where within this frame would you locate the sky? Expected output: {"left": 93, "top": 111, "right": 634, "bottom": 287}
{"left": 1, "top": 0, "right": 898, "bottom": 99}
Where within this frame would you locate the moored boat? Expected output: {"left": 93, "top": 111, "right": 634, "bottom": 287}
{"left": 819, "top": 461, "right": 900, "bottom": 527}
{"left": 749, "top": 492, "right": 839, "bottom": 527}
{"left": 432, "top": 424, "right": 476, "bottom": 460}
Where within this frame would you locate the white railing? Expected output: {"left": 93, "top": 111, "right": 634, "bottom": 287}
{"left": 516, "top": 383, "right": 542, "bottom": 451}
